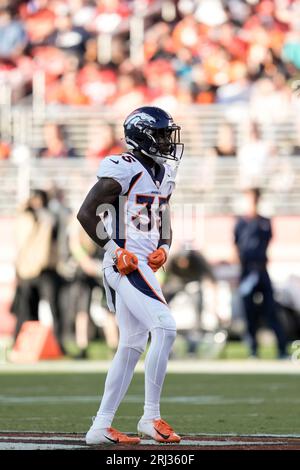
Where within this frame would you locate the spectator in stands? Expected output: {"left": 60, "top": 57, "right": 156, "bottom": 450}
{"left": 69, "top": 0, "right": 96, "bottom": 29}
{"left": 0, "top": 6, "right": 27, "bottom": 59}
{"left": 37, "top": 122, "right": 78, "bottom": 158}
{"left": 237, "top": 121, "right": 275, "bottom": 188}
{"left": 250, "top": 76, "right": 291, "bottom": 124}
{"left": 77, "top": 64, "right": 117, "bottom": 105}
{"left": 86, "top": 123, "right": 123, "bottom": 160}
{"left": 46, "top": 70, "right": 90, "bottom": 105}
{"left": 111, "top": 72, "right": 146, "bottom": 112}
{"left": 21, "top": 0, "right": 56, "bottom": 47}
{"left": 234, "top": 187, "right": 287, "bottom": 359}
{"left": 151, "top": 69, "right": 180, "bottom": 112}
{"left": 92, "top": 0, "right": 131, "bottom": 34}
{"left": 212, "top": 122, "right": 237, "bottom": 158}
{"left": 49, "top": 10, "right": 90, "bottom": 60}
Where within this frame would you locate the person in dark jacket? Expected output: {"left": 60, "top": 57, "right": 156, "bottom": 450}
{"left": 234, "top": 188, "right": 287, "bottom": 358}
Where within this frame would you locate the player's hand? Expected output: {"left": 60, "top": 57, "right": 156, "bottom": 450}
{"left": 115, "top": 247, "right": 138, "bottom": 275}
{"left": 147, "top": 247, "right": 168, "bottom": 272}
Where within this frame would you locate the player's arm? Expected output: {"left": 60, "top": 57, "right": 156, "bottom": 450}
{"left": 77, "top": 177, "right": 121, "bottom": 248}
{"left": 77, "top": 177, "right": 138, "bottom": 275}
{"left": 148, "top": 202, "right": 172, "bottom": 272}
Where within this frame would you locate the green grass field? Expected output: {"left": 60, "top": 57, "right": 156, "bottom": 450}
{"left": 0, "top": 372, "right": 299, "bottom": 436}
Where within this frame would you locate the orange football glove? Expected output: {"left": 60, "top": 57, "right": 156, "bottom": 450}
{"left": 147, "top": 247, "right": 168, "bottom": 272}
{"left": 115, "top": 247, "right": 138, "bottom": 275}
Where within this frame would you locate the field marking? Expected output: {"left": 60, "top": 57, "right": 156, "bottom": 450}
{"left": 2, "top": 394, "right": 300, "bottom": 406}
{"left": 1, "top": 431, "right": 300, "bottom": 438}
{"left": 0, "top": 394, "right": 267, "bottom": 405}
{"left": 0, "top": 360, "right": 299, "bottom": 374}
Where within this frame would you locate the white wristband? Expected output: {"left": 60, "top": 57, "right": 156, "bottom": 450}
{"left": 103, "top": 239, "right": 120, "bottom": 258}
{"left": 159, "top": 244, "right": 170, "bottom": 258}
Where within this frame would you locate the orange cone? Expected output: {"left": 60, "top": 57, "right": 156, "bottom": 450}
{"left": 10, "top": 321, "right": 63, "bottom": 363}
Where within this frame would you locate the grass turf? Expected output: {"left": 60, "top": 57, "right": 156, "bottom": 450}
{"left": 0, "top": 372, "right": 299, "bottom": 435}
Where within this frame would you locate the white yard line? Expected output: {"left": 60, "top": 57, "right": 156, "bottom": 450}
{"left": 1, "top": 394, "right": 300, "bottom": 406}
{"left": 1, "top": 432, "right": 300, "bottom": 438}
{"left": 0, "top": 360, "right": 299, "bottom": 374}
{"left": 0, "top": 394, "right": 269, "bottom": 405}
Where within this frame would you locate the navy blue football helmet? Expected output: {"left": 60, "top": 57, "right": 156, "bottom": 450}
{"left": 123, "top": 106, "right": 184, "bottom": 161}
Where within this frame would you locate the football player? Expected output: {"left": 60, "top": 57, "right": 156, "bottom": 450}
{"left": 77, "top": 106, "right": 184, "bottom": 445}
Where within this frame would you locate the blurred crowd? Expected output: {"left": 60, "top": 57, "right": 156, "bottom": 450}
{"left": 0, "top": 0, "right": 299, "bottom": 111}
{"left": 0, "top": 0, "right": 300, "bottom": 186}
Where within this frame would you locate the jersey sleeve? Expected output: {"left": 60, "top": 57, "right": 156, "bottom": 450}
{"left": 96, "top": 156, "right": 133, "bottom": 195}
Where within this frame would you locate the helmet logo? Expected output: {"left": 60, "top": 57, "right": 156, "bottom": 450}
{"left": 125, "top": 112, "right": 156, "bottom": 129}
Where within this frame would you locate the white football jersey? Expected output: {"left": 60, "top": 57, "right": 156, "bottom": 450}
{"left": 97, "top": 152, "right": 175, "bottom": 268}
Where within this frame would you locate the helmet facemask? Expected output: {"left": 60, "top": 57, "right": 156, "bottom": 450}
{"left": 134, "top": 124, "right": 184, "bottom": 162}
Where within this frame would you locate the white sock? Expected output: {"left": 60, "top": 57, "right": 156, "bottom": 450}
{"left": 93, "top": 345, "right": 141, "bottom": 429}
{"left": 142, "top": 327, "right": 176, "bottom": 421}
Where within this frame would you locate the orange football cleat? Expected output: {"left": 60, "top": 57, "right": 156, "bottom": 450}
{"left": 106, "top": 427, "right": 141, "bottom": 445}
{"left": 86, "top": 425, "right": 141, "bottom": 445}
{"left": 138, "top": 418, "right": 181, "bottom": 443}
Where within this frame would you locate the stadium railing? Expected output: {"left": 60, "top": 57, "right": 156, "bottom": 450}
{"left": 0, "top": 104, "right": 300, "bottom": 215}
{"left": 1, "top": 157, "right": 300, "bottom": 215}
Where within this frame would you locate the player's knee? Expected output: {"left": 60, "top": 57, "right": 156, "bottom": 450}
{"left": 164, "top": 327, "right": 177, "bottom": 345}
{"left": 119, "top": 334, "right": 148, "bottom": 355}
{"left": 152, "top": 325, "right": 176, "bottom": 346}
{"left": 131, "top": 341, "right": 147, "bottom": 355}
